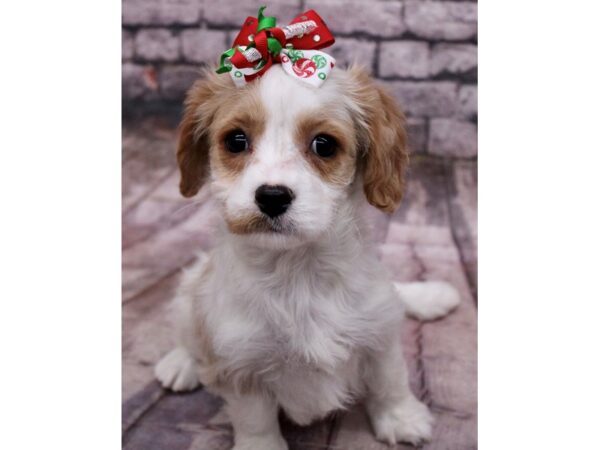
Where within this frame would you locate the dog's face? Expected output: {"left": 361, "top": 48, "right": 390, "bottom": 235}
{"left": 177, "top": 66, "right": 408, "bottom": 248}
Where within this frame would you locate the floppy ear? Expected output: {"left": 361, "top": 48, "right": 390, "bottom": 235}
{"left": 350, "top": 69, "right": 409, "bottom": 213}
{"left": 176, "top": 72, "right": 226, "bottom": 197}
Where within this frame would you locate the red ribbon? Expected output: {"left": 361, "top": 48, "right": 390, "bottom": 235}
{"left": 229, "top": 9, "right": 335, "bottom": 81}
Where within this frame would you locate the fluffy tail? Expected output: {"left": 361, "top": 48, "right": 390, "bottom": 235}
{"left": 394, "top": 281, "right": 461, "bottom": 321}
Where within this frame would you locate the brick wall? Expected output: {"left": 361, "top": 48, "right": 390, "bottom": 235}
{"left": 123, "top": 0, "right": 477, "bottom": 158}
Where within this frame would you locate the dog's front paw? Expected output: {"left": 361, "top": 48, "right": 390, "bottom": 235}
{"left": 368, "top": 396, "right": 434, "bottom": 446}
{"left": 232, "top": 435, "right": 288, "bottom": 450}
{"left": 154, "top": 347, "right": 201, "bottom": 392}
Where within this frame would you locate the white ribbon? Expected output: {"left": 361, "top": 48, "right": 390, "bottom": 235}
{"left": 228, "top": 47, "right": 336, "bottom": 88}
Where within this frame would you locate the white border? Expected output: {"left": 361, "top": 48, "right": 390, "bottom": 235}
{"left": 481, "top": 1, "right": 600, "bottom": 448}
{"left": 0, "top": 1, "right": 121, "bottom": 448}
{"left": 1, "top": 1, "right": 600, "bottom": 449}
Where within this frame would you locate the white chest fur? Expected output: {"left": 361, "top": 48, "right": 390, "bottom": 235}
{"left": 196, "top": 226, "right": 403, "bottom": 423}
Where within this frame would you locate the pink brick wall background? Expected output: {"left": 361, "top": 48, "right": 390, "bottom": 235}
{"left": 122, "top": 0, "right": 477, "bottom": 157}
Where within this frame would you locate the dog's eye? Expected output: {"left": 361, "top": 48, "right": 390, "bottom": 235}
{"left": 224, "top": 130, "right": 249, "bottom": 153}
{"left": 311, "top": 134, "right": 337, "bottom": 158}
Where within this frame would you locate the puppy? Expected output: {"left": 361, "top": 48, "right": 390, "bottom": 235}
{"left": 155, "top": 64, "right": 460, "bottom": 450}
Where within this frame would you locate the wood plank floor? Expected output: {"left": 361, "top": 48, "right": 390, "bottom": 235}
{"left": 122, "top": 119, "right": 478, "bottom": 450}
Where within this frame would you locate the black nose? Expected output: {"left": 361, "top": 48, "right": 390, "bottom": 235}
{"left": 255, "top": 184, "right": 294, "bottom": 218}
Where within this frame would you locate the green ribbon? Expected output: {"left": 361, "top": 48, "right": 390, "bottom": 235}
{"left": 216, "top": 48, "right": 236, "bottom": 74}
{"left": 216, "top": 6, "right": 285, "bottom": 74}
{"left": 256, "top": 6, "right": 276, "bottom": 31}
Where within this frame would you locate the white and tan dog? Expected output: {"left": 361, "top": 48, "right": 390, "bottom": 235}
{"left": 155, "top": 65, "right": 460, "bottom": 450}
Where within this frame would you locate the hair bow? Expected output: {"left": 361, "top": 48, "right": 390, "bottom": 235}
{"left": 216, "top": 6, "right": 336, "bottom": 88}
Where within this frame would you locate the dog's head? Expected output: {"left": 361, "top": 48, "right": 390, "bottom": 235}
{"left": 177, "top": 65, "right": 408, "bottom": 248}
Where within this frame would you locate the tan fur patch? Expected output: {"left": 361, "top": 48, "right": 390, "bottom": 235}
{"left": 176, "top": 70, "right": 267, "bottom": 195}
{"left": 294, "top": 111, "right": 358, "bottom": 186}
{"left": 209, "top": 92, "right": 267, "bottom": 181}
{"left": 176, "top": 70, "right": 236, "bottom": 197}
{"left": 346, "top": 67, "right": 409, "bottom": 212}
{"left": 225, "top": 214, "right": 274, "bottom": 234}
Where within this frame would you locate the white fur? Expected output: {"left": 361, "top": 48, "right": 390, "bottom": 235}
{"left": 395, "top": 281, "right": 461, "bottom": 321}
{"left": 155, "top": 347, "right": 201, "bottom": 392}
{"left": 155, "top": 66, "right": 460, "bottom": 449}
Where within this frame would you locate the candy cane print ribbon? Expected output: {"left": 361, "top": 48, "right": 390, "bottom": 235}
{"left": 228, "top": 46, "right": 335, "bottom": 88}
{"left": 279, "top": 48, "right": 335, "bottom": 88}
{"left": 217, "top": 6, "right": 336, "bottom": 88}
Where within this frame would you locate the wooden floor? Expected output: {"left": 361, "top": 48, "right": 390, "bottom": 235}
{"left": 122, "top": 118, "right": 478, "bottom": 450}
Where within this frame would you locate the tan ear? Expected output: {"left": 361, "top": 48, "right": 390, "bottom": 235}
{"left": 350, "top": 69, "right": 409, "bottom": 213}
{"left": 176, "top": 72, "right": 227, "bottom": 197}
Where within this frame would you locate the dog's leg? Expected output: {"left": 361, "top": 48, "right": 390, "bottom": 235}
{"left": 155, "top": 255, "right": 212, "bottom": 392}
{"left": 225, "top": 392, "right": 288, "bottom": 450}
{"left": 365, "top": 332, "right": 434, "bottom": 445}
{"left": 154, "top": 346, "right": 202, "bottom": 392}
{"left": 154, "top": 295, "right": 203, "bottom": 392}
